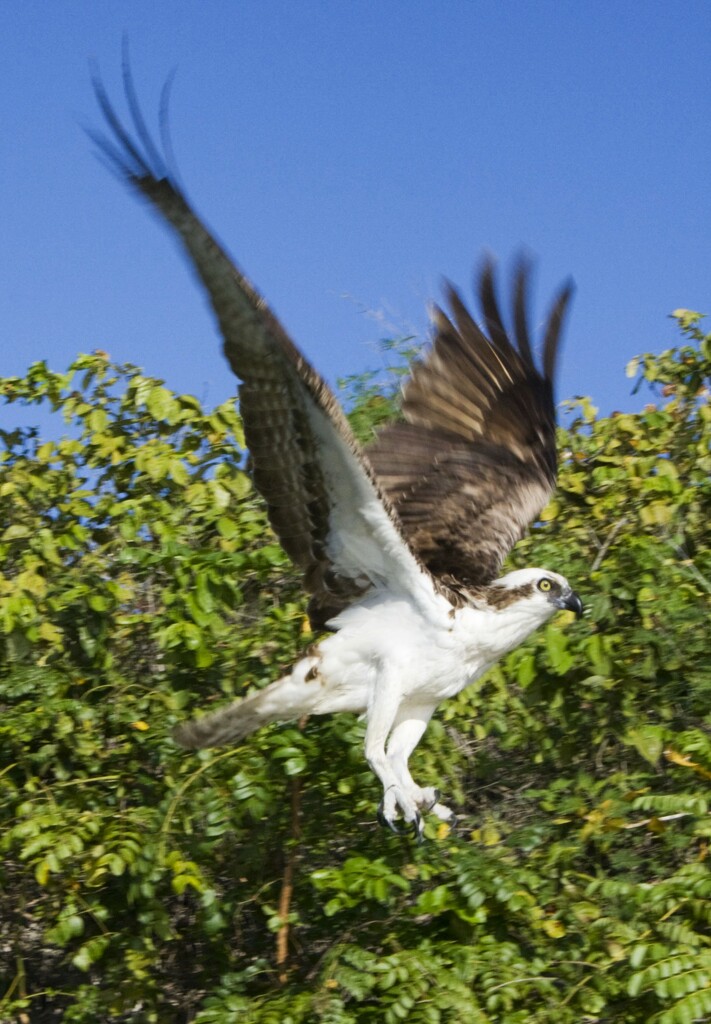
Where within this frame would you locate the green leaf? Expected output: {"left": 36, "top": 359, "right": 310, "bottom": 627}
{"left": 626, "top": 725, "right": 665, "bottom": 765}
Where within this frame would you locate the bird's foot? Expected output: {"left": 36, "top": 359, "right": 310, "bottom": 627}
{"left": 376, "top": 785, "right": 458, "bottom": 840}
{"left": 413, "top": 786, "right": 457, "bottom": 827}
{"left": 377, "top": 787, "right": 425, "bottom": 841}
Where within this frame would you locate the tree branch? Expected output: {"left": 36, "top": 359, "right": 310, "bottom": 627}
{"left": 590, "top": 516, "right": 628, "bottom": 572}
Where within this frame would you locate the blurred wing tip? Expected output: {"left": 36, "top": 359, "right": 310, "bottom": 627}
{"left": 430, "top": 301, "right": 451, "bottom": 330}
{"left": 478, "top": 250, "right": 498, "bottom": 274}
{"left": 549, "top": 276, "right": 576, "bottom": 330}
{"left": 512, "top": 252, "right": 535, "bottom": 286}
{"left": 542, "top": 277, "right": 576, "bottom": 381}
{"left": 88, "top": 47, "right": 180, "bottom": 190}
{"left": 558, "top": 276, "right": 576, "bottom": 303}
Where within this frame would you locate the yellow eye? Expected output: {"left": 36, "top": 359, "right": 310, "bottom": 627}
{"left": 538, "top": 578, "right": 552, "bottom": 592}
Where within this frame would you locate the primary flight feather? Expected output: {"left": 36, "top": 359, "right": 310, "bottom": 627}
{"left": 90, "top": 62, "right": 581, "bottom": 837}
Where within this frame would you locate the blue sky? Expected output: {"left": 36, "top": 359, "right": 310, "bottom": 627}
{"left": 1, "top": 1, "right": 710, "bottom": 438}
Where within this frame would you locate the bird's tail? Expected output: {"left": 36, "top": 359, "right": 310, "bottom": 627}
{"left": 173, "top": 655, "right": 321, "bottom": 750}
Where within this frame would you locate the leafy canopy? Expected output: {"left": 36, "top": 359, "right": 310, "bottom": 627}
{"left": 0, "top": 314, "right": 709, "bottom": 1023}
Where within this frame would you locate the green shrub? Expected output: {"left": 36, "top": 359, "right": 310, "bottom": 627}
{"left": 0, "top": 311, "right": 709, "bottom": 1022}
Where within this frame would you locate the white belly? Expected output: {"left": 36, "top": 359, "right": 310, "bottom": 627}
{"left": 312, "top": 590, "right": 501, "bottom": 714}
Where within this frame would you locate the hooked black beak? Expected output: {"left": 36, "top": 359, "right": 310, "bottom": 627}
{"left": 557, "top": 590, "right": 584, "bottom": 618}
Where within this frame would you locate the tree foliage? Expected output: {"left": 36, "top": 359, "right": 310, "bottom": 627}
{"left": 0, "top": 312, "right": 709, "bottom": 1023}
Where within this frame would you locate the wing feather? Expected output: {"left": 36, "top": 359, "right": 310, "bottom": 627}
{"left": 91, "top": 60, "right": 574, "bottom": 604}
{"left": 368, "top": 259, "right": 574, "bottom": 587}
{"left": 90, "top": 64, "right": 438, "bottom": 627}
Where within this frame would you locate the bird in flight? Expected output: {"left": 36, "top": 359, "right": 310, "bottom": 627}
{"left": 90, "top": 62, "right": 582, "bottom": 838}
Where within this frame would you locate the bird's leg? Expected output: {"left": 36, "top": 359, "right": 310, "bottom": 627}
{"left": 364, "top": 676, "right": 422, "bottom": 836}
{"left": 386, "top": 708, "right": 457, "bottom": 826}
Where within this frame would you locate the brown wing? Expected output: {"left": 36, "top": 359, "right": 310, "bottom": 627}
{"left": 367, "top": 259, "right": 574, "bottom": 587}
{"left": 90, "top": 63, "right": 437, "bottom": 629}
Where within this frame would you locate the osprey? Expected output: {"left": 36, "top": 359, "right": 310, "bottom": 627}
{"left": 91, "top": 67, "right": 582, "bottom": 837}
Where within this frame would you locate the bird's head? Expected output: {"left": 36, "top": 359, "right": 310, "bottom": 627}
{"left": 490, "top": 568, "right": 584, "bottom": 623}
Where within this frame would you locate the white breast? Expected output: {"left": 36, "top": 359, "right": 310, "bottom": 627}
{"left": 315, "top": 588, "right": 512, "bottom": 710}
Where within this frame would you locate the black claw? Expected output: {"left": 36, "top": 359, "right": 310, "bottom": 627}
{"left": 377, "top": 802, "right": 405, "bottom": 835}
{"left": 377, "top": 802, "right": 426, "bottom": 840}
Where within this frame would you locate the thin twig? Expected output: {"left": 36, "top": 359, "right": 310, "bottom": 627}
{"left": 276, "top": 719, "right": 306, "bottom": 983}
{"left": 668, "top": 543, "right": 711, "bottom": 594}
{"left": 590, "top": 516, "right": 628, "bottom": 572}
{"left": 623, "top": 812, "right": 695, "bottom": 830}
